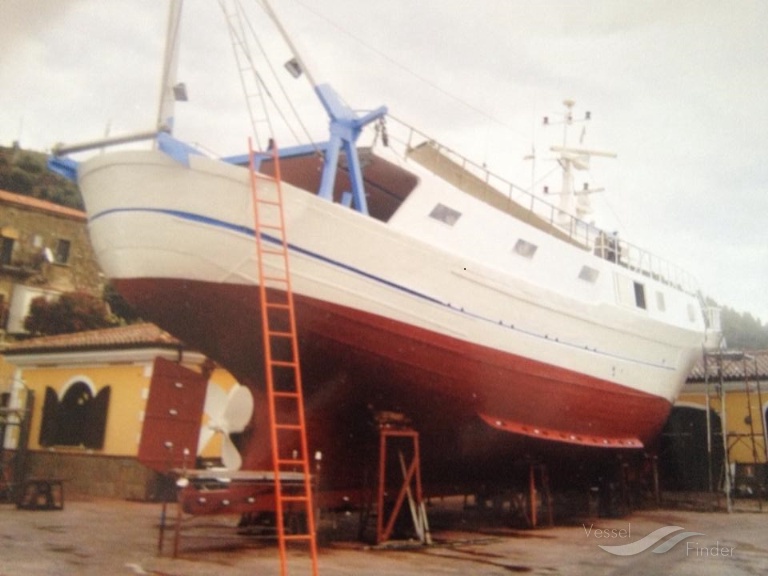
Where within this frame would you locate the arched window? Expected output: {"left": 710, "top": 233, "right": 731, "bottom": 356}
{"left": 40, "top": 381, "right": 110, "bottom": 449}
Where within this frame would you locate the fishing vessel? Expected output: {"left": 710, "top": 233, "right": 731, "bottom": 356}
{"left": 50, "top": 1, "right": 720, "bottom": 496}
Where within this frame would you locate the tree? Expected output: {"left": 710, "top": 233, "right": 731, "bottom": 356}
{"left": 24, "top": 291, "right": 118, "bottom": 336}
{"left": 0, "top": 145, "right": 84, "bottom": 210}
{"left": 719, "top": 306, "right": 768, "bottom": 350}
{"left": 103, "top": 282, "right": 142, "bottom": 324}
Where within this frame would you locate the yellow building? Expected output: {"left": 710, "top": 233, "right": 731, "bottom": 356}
{"left": 1, "top": 323, "right": 238, "bottom": 500}
{"left": 667, "top": 350, "right": 768, "bottom": 495}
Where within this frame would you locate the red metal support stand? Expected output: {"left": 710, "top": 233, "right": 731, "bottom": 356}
{"left": 376, "top": 428, "right": 431, "bottom": 545}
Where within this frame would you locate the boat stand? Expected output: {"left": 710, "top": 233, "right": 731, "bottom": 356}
{"left": 375, "top": 426, "right": 431, "bottom": 545}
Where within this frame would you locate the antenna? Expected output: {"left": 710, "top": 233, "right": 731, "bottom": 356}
{"left": 542, "top": 100, "right": 615, "bottom": 222}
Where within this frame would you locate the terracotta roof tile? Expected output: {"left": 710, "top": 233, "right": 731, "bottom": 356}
{"left": 687, "top": 349, "right": 768, "bottom": 382}
{"left": 4, "top": 323, "right": 183, "bottom": 355}
{"left": 0, "top": 189, "right": 86, "bottom": 221}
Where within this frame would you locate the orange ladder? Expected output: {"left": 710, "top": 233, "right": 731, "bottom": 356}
{"left": 248, "top": 140, "right": 319, "bottom": 576}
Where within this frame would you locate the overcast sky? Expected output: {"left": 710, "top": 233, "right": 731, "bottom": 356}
{"left": 1, "top": 0, "right": 767, "bottom": 326}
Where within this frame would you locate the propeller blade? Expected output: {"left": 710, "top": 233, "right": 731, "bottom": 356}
{"left": 197, "top": 382, "right": 228, "bottom": 453}
{"left": 203, "top": 382, "right": 229, "bottom": 420}
{"left": 221, "top": 434, "right": 243, "bottom": 470}
{"left": 223, "top": 385, "right": 254, "bottom": 432}
{"left": 197, "top": 425, "right": 217, "bottom": 454}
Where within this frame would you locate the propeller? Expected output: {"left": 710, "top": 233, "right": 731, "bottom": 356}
{"left": 198, "top": 383, "right": 254, "bottom": 470}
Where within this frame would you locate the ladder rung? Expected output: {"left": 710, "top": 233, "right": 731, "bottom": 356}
{"left": 262, "top": 275, "right": 288, "bottom": 283}
{"left": 276, "top": 424, "right": 303, "bottom": 431}
{"left": 271, "top": 360, "right": 298, "bottom": 368}
{"left": 257, "top": 199, "right": 282, "bottom": 206}
{"left": 265, "top": 302, "right": 291, "bottom": 310}
{"left": 274, "top": 391, "right": 300, "bottom": 399}
{"left": 280, "top": 495, "right": 310, "bottom": 503}
{"left": 268, "top": 330, "right": 293, "bottom": 338}
{"left": 283, "top": 534, "right": 313, "bottom": 542}
{"left": 260, "top": 248, "right": 285, "bottom": 255}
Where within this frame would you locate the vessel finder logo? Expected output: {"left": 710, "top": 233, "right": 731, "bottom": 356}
{"left": 595, "top": 525, "right": 703, "bottom": 556}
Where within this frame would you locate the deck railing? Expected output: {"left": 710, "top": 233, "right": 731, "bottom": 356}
{"left": 384, "top": 116, "right": 699, "bottom": 295}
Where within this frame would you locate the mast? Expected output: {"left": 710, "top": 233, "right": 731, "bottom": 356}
{"left": 545, "top": 100, "right": 615, "bottom": 223}
{"left": 156, "top": 0, "right": 185, "bottom": 136}
{"left": 260, "top": 0, "right": 319, "bottom": 90}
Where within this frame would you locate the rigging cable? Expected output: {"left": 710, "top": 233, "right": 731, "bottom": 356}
{"left": 289, "top": 0, "right": 528, "bottom": 143}
{"left": 247, "top": 0, "right": 317, "bottom": 147}
{"left": 218, "top": 0, "right": 316, "bottom": 149}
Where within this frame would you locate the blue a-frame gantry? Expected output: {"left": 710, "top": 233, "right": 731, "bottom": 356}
{"left": 313, "top": 84, "right": 387, "bottom": 216}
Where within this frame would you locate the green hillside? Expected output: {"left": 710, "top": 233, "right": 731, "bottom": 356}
{"left": 0, "top": 144, "right": 84, "bottom": 210}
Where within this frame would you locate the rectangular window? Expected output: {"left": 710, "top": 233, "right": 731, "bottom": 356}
{"left": 429, "top": 203, "right": 461, "bottom": 226}
{"left": 54, "top": 239, "right": 71, "bottom": 264}
{"left": 513, "top": 239, "right": 538, "bottom": 259}
{"left": 578, "top": 266, "right": 599, "bottom": 283}
{"left": 656, "top": 291, "right": 666, "bottom": 312}
{"left": 633, "top": 281, "right": 646, "bottom": 309}
{"left": 614, "top": 274, "right": 648, "bottom": 311}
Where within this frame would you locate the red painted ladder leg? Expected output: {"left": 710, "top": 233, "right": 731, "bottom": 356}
{"left": 248, "top": 140, "right": 319, "bottom": 576}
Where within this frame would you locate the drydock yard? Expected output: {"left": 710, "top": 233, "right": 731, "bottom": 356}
{"left": 1, "top": 495, "right": 767, "bottom": 576}
{"left": 3, "top": 1, "right": 768, "bottom": 575}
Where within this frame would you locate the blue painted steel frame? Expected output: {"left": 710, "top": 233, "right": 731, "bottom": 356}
{"left": 313, "top": 84, "right": 387, "bottom": 216}
{"left": 48, "top": 80, "right": 387, "bottom": 217}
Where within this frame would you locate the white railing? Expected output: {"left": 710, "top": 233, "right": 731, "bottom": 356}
{"left": 384, "top": 116, "right": 699, "bottom": 294}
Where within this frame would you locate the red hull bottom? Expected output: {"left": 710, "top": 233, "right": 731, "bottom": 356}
{"left": 117, "top": 278, "right": 672, "bottom": 493}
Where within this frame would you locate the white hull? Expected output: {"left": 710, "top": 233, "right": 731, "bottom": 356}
{"left": 79, "top": 147, "right": 705, "bottom": 411}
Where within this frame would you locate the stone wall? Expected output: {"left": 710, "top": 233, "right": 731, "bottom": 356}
{"left": 0, "top": 193, "right": 104, "bottom": 335}
{"left": 24, "top": 450, "right": 172, "bottom": 501}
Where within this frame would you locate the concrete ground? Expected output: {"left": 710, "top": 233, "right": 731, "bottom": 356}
{"left": 1, "top": 496, "right": 767, "bottom": 576}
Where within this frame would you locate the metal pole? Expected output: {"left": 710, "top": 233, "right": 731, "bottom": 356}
{"left": 156, "top": 0, "right": 185, "bottom": 134}
{"left": 744, "top": 356, "right": 760, "bottom": 471}
{"left": 719, "top": 355, "right": 732, "bottom": 513}
{"left": 705, "top": 351, "right": 713, "bottom": 492}
{"left": 742, "top": 354, "right": 762, "bottom": 511}
{"left": 755, "top": 354, "right": 768, "bottom": 463}
{"left": 52, "top": 130, "right": 159, "bottom": 156}
{"left": 376, "top": 430, "right": 386, "bottom": 544}
{"left": 529, "top": 463, "right": 537, "bottom": 529}
{"left": 261, "top": 0, "right": 319, "bottom": 89}
{"left": 753, "top": 354, "right": 767, "bottom": 504}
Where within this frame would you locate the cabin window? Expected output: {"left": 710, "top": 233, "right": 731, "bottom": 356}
{"left": 614, "top": 274, "right": 649, "bottom": 310}
{"left": 656, "top": 291, "right": 666, "bottom": 312}
{"left": 513, "top": 239, "right": 538, "bottom": 259}
{"left": 54, "top": 239, "right": 71, "bottom": 264}
{"left": 633, "top": 281, "right": 646, "bottom": 309}
{"left": 578, "top": 266, "right": 599, "bottom": 283}
{"left": 429, "top": 203, "right": 461, "bottom": 226}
